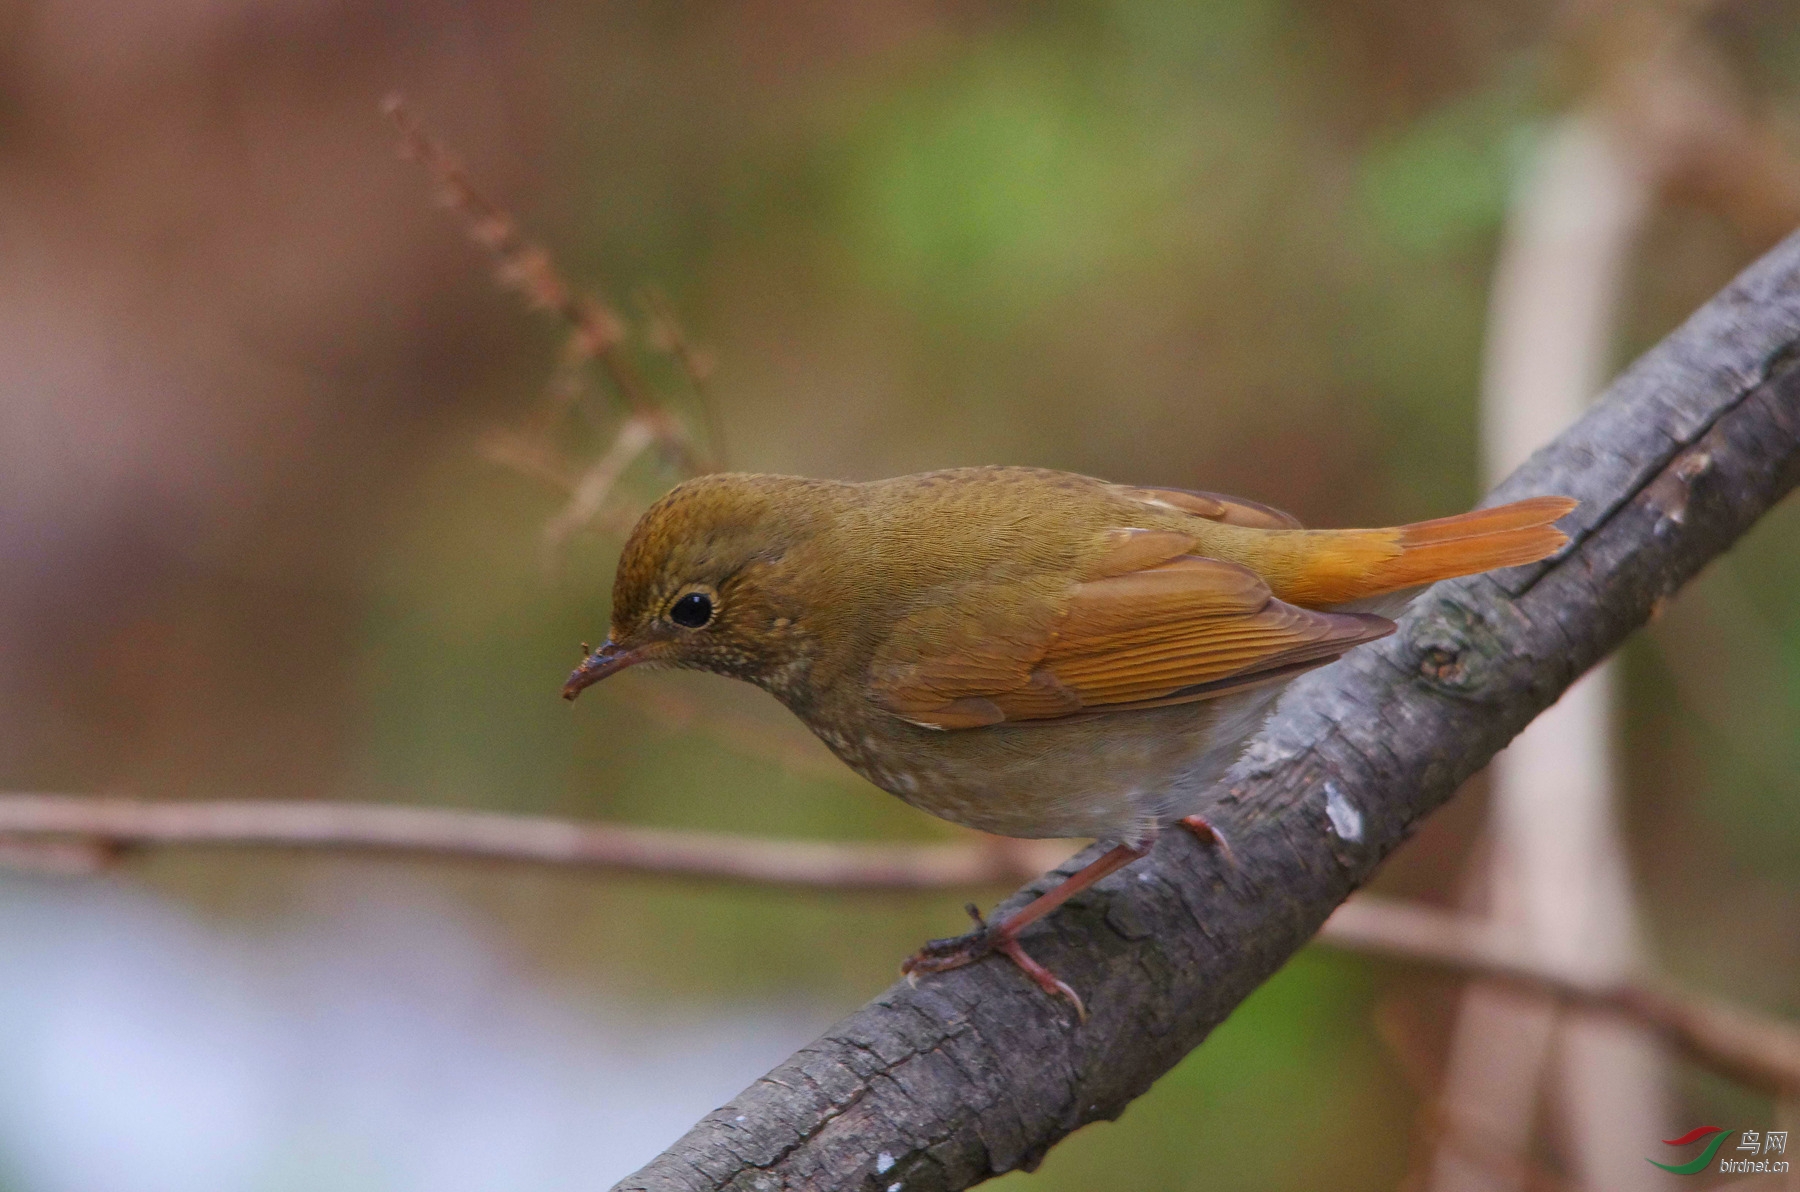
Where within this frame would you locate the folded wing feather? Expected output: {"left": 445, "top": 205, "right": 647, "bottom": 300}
{"left": 870, "top": 551, "right": 1393, "bottom": 731}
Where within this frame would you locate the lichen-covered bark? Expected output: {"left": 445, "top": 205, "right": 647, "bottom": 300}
{"left": 616, "top": 232, "right": 1800, "bottom": 1192}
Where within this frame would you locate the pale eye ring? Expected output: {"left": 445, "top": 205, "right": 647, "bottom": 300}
{"left": 669, "top": 590, "right": 714, "bottom": 629}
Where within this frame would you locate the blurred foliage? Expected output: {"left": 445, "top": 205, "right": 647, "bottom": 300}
{"left": 1358, "top": 67, "right": 1545, "bottom": 253}
{"left": 4, "top": 0, "right": 1800, "bottom": 1185}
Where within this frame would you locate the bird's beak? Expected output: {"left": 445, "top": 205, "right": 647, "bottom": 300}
{"left": 562, "top": 639, "right": 654, "bottom": 701}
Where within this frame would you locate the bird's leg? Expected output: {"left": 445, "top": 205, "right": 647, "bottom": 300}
{"left": 1176, "top": 814, "right": 1236, "bottom": 864}
{"left": 900, "top": 840, "right": 1151, "bottom": 1019}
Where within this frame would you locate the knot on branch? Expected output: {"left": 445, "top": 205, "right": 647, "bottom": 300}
{"left": 1645, "top": 444, "right": 1716, "bottom": 529}
{"left": 1402, "top": 595, "right": 1536, "bottom": 701}
{"left": 1417, "top": 644, "right": 1468, "bottom": 686}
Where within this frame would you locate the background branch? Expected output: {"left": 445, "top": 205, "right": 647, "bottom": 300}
{"left": 606, "top": 229, "right": 1800, "bottom": 1191}
{"left": 2, "top": 791, "right": 1795, "bottom": 1100}
{"left": 0, "top": 793, "right": 1064, "bottom": 891}
{"left": 1320, "top": 897, "right": 1800, "bottom": 1100}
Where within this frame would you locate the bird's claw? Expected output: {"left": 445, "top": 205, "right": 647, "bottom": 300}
{"left": 900, "top": 924, "right": 996, "bottom": 978}
{"left": 898, "top": 902, "right": 995, "bottom": 975}
{"left": 993, "top": 936, "right": 1086, "bottom": 1022}
{"left": 899, "top": 903, "right": 1086, "bottom": 1022}
{"left": 1177, "top": 814, "right": 1237, "bottom": 866}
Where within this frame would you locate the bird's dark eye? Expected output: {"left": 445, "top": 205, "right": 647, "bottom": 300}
{"left": 670, "top": 591, "right": 714, "bottom": 628}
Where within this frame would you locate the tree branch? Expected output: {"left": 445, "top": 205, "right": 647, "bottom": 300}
{"left": 3, "top": 792, "right": 1794, "bottom": 1098}
{"left": 0, "top": 793, "right": 1065, "bottom": 890}
{"left": 1319, "top": 896, "right": 1800, "bottom": 1101}
{"left": 611, "top": 230, "right": 1800, "bottom": 1190}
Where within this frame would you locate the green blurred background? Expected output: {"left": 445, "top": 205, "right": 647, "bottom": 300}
{"left": 1, "top": 0, "right": 1798, "bottom": 1187}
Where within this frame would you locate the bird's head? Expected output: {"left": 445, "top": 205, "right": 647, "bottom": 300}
{"left": 561, "top": 473, "right": 839, "bottom": 700}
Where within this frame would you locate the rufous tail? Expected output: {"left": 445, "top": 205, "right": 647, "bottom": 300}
{"left": 1269, "top": 496, "right": 1577, "bottom": 607}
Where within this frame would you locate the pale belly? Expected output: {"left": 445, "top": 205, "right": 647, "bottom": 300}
{"left": 799, "top": 686, "right": 1285, "bottom": 844}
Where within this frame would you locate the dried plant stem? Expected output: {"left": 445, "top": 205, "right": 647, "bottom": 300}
{"left": 476, "top": 429, "right": 579, "bottom": 493}
{"left": 541, "top": 415, "right": 659, "bottom": 556}
{"left": 640, "top": 287, "right": 726, "bottom": 464}
{"left": 382, "top": 95, "right": 711, "bottom": 476}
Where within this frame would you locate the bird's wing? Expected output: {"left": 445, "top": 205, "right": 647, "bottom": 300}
{"left": 1110, "top": 484, "right": 1303, "bottom": 529}
{"left": 869, "top": 540, "right": 1392, "bottom": 730}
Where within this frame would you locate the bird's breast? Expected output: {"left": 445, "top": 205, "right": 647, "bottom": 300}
{"left": 796, "top": 692, "right": 1280, "bottom": 842}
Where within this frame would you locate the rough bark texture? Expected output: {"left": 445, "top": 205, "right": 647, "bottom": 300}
{"left": 616, "top": 232, "right": 1800, "bottom": 1192}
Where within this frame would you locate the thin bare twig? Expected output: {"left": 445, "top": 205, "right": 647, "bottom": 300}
{"left": 1, "top": 790, "right": 1795, "bottom": 1099}
{"left": 0, "top": 792, "right": 1069, "bottom": 890}
{"left": 1323, "top": 896, "right": 1800, "bottom": 1098}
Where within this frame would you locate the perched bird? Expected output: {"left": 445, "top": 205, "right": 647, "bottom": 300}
{"left": 563, "top": 467, "right": 1574, "bottom": 1015}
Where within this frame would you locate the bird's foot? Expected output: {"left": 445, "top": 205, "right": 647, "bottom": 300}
{"left": 900, "top": 903, "right": 1086, "bottom": 1021}
{"left": 1177, "top": 814, "right": 1237, "bottom": 865}
{"left": 900, "top": 903, "right": 998, "bottom": 974}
